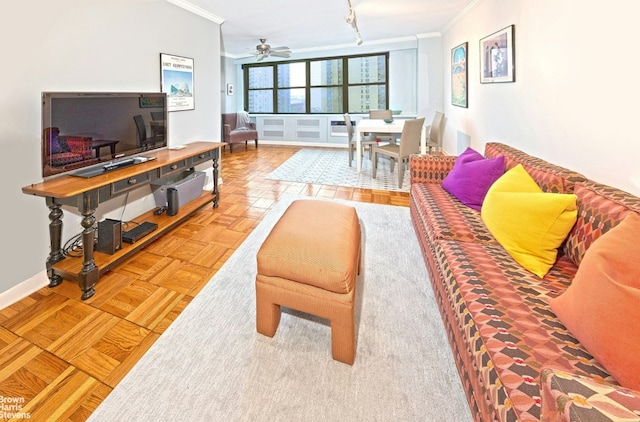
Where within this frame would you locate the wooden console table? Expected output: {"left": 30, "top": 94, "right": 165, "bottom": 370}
{"left": 22, "top": 142, "right": 224, "bottom": 300}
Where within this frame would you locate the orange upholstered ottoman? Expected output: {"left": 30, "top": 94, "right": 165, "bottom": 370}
{"left": 255, "top": 199, "right": 362, "bottom": 364}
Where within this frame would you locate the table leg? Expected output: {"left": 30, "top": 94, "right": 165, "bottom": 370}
{"left": 212, "top": 155, "right": 220, "bottom": 208}
{"left": 45, "top": 197, "right": 64, "bottom": 287}
{"left": 355, "top": 127, "right": 363, "bottom": 173}
{"left": 78, "top": 191, "right": 99, "bottom": 300}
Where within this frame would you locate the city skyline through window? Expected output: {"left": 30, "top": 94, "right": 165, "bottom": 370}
{"left": 244, "top": 53, "right": 388, "bottom": 114}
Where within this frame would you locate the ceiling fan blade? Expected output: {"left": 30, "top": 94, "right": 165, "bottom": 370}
{"left": 270, "top": 51, "right": 291, "bottom": 58}
{"left": 256, "top": 54, "right": 266, "bottom": 61}
{"left": 270, "top": 46, "right": 290, "bottom": 51}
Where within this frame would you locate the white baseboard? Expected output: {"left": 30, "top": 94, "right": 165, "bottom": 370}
{"left": 0, "top": 271, "right": 49, "bottom": 311}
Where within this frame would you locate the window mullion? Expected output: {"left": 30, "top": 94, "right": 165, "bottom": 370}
{"left": 272, "top": 64, "right": 277, "bottom": 113}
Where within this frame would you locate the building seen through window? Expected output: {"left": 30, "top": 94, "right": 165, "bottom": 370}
{"left": 244, "top": 53, "right": 388, "bottom": 114}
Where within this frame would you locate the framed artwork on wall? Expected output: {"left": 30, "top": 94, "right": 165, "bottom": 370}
{"left": 160, "top": 53, "right": 195, "bottom": 111}
{"left": 139, "top": 95, "right": 165, "bottom": 108}
{"left": 480, "top": 25, "right": 515, "bottom": 83}
{"left": 451, "top": 42, "right": 468, "bottom": 107}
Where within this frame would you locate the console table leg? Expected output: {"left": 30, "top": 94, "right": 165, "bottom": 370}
{"left": 46, "top": 198, "right": 64, "bottom": 287}
{"left": 78, "top": 192, "right": 99, "bottom": 300}
{"left": 212, "top": 156, "right": 220, "bottom": 208}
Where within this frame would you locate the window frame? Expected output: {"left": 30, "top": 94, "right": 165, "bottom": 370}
{"left": 243, "top": 52, "right": 389, "bottom": 114}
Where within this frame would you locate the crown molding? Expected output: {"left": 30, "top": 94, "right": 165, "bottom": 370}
{"left": 165, "top": 0, "right": 225, "bottom": 24}
{"left": 441, "top": 0, "right": 482, "bottom": 33}
{"left": 416, "top": 32, "right": 442, "bottom": 39}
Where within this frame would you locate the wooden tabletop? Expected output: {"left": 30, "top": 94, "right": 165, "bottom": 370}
{"left": 23, "top": 141, "right": 225, "bottom": 199}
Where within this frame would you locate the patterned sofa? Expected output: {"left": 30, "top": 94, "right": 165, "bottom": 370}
{"left": 409, "top": 142, "right": 640, "bottom": 421}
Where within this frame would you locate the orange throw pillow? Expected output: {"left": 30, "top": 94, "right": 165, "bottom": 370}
{"left": 549, "top": 212, "right": 640, "bottom": 390}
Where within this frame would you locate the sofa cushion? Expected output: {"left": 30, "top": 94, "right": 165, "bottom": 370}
{"left": 410, "top": 183, "right": 497, "bottom": 245}
{"left": 563, "top": 180, "right": 640, "bottom": 266}
{"left": 482, "top": 164, "right": 578, "bottom": 278}
{"left": 540, "top": 368, "right": 640, "bottom": 422}
{"left": 442, "top": 147, "right": 505, "bottom": 211}
{"left": 549, "top": 212, "right": 640, "bottom": 390}
{"left": 485, "top": 143, "right": 586, "bottom": 194}
{"left": 431, "top": 238, "right": 608, "bottom": 421}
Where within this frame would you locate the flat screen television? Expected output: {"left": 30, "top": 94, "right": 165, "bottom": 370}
{"left": 41, "top": 92, "right": 168, "bottom": 178}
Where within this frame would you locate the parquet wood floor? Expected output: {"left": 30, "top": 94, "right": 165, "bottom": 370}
{"left": 0, "top": 145, "right": 409, "bottom": 421}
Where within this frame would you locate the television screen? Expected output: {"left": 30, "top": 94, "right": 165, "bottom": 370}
{"left": 41, "top": 92, "right": 168, "bottom": 178}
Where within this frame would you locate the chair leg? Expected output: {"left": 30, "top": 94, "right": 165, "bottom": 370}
{"left": 372, "top": 151, "right": 377, "bottom": 179}
{"left": 255, "top": 139, "right": 258, "bottom": 148}
{"left": 390, "top": 157, "right": 395, "bottom": 173}
{"left": 398, "top": 160, "right": 404, "bottom": 189}
{"left": 348, "top": 144, "right": 354, "bottom": 167}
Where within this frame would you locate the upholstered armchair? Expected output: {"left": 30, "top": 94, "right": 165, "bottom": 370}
{"left": 222, "top": 112, "right": 258, "bottom": 153}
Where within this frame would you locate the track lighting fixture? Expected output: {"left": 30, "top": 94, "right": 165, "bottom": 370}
{"left": 345, "top": 8, "right": 355, "bottom": 25}
{"left": 345, "top": 0, "right": 362, "bottom": 46}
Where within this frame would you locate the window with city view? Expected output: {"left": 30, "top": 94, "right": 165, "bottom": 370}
{"left": 244, "top": 53, "right": 388, "bottom": 114}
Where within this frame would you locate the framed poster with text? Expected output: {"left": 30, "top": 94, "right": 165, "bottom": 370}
{"left": 160, "top": 53, "right": 195, "bottom": 111}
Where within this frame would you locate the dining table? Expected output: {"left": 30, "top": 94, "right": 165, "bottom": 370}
{"left": 355, "top": 118, "right": 427, "bottom": 173}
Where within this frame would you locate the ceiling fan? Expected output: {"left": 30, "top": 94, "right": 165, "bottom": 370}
{"left": 252, "top": 38, "right": 291, "bottom": 61}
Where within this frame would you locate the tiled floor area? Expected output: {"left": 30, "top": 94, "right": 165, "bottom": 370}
{"left": 0, "top": 145, "right": 409, "bottom": 420}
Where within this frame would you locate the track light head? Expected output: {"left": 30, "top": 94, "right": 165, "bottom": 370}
{"left": 345, "top": 8, "right": 355, "bottom": 24}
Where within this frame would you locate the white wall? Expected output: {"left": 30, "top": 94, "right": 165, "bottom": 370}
{"left": 222, "top": 55, "right": 238, "bottom": 113}
{"left": 442, "top": 0, "right": 640, "bottom": 196}
{"left": 0, "top": 0, "right": 221, "bottom": 299}
{"left": 417, "top": 36, "right": 444, "bottom": 132}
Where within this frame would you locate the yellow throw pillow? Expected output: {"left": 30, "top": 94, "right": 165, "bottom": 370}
{"left": 481, "top": 164, "right": 577, "bottom": 277}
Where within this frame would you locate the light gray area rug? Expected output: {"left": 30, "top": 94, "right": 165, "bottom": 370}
{"left": 266, "top": 148, "right": 410, "bottom": 192}
{"left": 89, "top": 195, "right": 471, "bottom": 422}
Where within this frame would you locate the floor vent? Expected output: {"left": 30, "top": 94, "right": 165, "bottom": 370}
{"left": 263, "top": 130, "right": 285, "bottom": 138}
{"left": 297, "top": 118, "right": 321, "bottom": 127}
{"left": 297, "top": 130, "right": 321, "bottom": 140}
{"left": 263, "top": 118, "right": 285, "bottom": 126}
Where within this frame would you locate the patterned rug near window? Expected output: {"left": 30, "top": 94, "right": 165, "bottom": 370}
{"left": 266, "top": 148, "right": 410, "bottom": 192}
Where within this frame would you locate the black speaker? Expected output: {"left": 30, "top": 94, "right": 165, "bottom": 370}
{"left": 97, "top": 219, "right": 122, "bottom": 254}
{"left": 167, "top": 187, "right": 179, "bottom": 216}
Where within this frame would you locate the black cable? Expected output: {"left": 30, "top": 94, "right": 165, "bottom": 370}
{"left": 62, "top": 232, "right": 85, "bottom": 257}
{"left": 63, "top": 191, "right": 144, "bottom": 255}
{"left": 119, "top": 192, "right": 129, "bottom": 223}
{"left": 118, "top": 192, "right": 143, "bottom": 231}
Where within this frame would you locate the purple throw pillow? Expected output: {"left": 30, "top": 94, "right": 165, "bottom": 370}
{"left": 442, "top": 147, "right": 505, "bottom": 210}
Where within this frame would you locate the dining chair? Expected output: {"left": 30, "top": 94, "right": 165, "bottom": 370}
{"left": 344, "top": 113, "right": 378, "bottom": 167}
{"left": 425, "top": 111, "right": 445, "bottom": 154}
{"left": 368, "top": 109, "right": 395, "bottom": 144}
{"left": 133, "top": 115, "right": 147, "bottom": 143}
{"left": 368, "top": 109, "right": 392, "bottom": 120}
{"left": 371, "top": 117, "right": 425, "bottom": 189}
